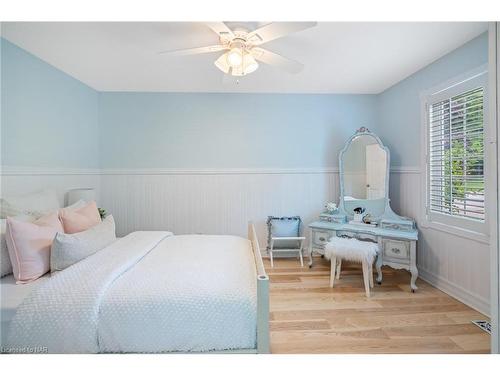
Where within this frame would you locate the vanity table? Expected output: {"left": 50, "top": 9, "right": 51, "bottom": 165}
{"left": 308, "top": 127, "right": 419, "bottom": 292}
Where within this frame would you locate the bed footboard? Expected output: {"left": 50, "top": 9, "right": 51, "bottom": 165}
{"left": 248, "top": 222, "right": 270, "bottom": 354}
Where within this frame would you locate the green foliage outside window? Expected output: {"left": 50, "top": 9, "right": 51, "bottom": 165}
{"left": 441, "top": 88, "right": 484, "bottom": 215}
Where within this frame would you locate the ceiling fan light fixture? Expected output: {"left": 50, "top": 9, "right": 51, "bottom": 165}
{"left": 242, "top": 53, "right": 259, "bottom": 74}
{"left": 215, "top": 50, "right": 259, "bottom": 76}
{"left": 226, "top": 48, "right": 243, "bottom": 67}
{"left": 214, "top": 53, "right": 230, "bottom": 73}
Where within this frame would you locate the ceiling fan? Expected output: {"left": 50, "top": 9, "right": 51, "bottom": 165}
{"left": 158, "top": 22, "right": 317, "bottom": 77}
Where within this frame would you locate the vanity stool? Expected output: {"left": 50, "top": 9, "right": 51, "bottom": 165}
{"left": 325, "top": 237, "right": 379, "bottom": 297}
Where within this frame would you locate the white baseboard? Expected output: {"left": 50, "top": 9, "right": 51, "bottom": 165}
{"left": 419, "top": 268, "right": 490, "bottom": 316}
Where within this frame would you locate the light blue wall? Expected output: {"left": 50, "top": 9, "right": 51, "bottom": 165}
{"left": 99, "top": 33, "right": 489, "bottom": 170}
{"left": 1, "top": 32, "right": 489, "bottom": 171}
{"left": 376, "top": 32, "right": 488, "bottom": 167}
{"left": 1, "top": 38, "right": 100, "bottom": 169}
{"left": 99, "top": 93, "right": 378, "bottom": 169}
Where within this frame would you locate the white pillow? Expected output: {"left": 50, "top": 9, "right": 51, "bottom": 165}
{"left": 50, "top": 215, "right": 116, "bottom": 272}
{"left": 63, "top": 199, "right": 87, "bottom": 211}
{"left": 0, "top": 189, "right": 60, "bottom": 219}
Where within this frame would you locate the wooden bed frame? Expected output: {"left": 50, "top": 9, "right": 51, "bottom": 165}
{"left": 210, "top": 222, "right": 269, "bottom": 354}
{"left": 248, "top": 221, "right": 270, "bottom": 354}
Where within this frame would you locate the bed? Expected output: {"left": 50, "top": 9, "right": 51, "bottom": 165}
{"left": 0, "top": 274, "right": 50, "bottom": 346}
{"left": 1, "top": 223, "right": 269, "bottom": 354}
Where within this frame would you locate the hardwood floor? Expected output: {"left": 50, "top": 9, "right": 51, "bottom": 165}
{"left": 264, "top": 256, "right": 490, "bottom": 354}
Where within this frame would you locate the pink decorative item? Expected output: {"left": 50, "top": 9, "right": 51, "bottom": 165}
{"left": 5, "top": 212, "right": 64, "bottom": 283}
{"left": 59, "top": 201, "right": 102, "bottom": 234}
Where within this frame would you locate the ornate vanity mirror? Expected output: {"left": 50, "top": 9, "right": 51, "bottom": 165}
{"left": 338, "top": 127, "right": 414, "bottom": 229}
{"left": 339, "top": 127, "right": 389, "bottom": 220}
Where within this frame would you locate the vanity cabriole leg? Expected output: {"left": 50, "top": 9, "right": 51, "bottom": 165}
{"left": 410, "top": 240, "right": 418, "bottom": 292}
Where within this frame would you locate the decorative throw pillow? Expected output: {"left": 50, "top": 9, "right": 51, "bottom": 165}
{"left": 59, "top": 199, "right": 92, "bottom": 217}
{"left": 1, "top": 215, "right": 41, "bottom": 277}
{"left": 0, "top": 189, "right": 60, "bottom": 219}
{"left": 51, "top": 215, "right": 116, "bottom": 272}
{"left": 59, "top": 201, "right": 101, "bottom": 234}
{"left": 5, "top": 212, "right": 64, "bottom": 283}
{"left": 266, "top": 216, "right": 301, "bottom": 250}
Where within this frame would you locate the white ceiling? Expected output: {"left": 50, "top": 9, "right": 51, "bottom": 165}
{"left": 1, "top": 22, "right": 488, "bottom": 93}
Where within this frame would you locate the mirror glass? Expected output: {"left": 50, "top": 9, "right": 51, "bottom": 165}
{"left": 342, "top": 134, "right": 387, "bottom": 201}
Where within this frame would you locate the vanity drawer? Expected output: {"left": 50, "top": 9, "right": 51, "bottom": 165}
{"left": 336, "top": 230, "right": 356, "bottom": 239}
{"left": 337, "top": 231, "right": 378, "bottom": 243}
{"left": 383, "top": 239, "right": 410, "bottom": 261}
{"left": 313, "top": 230, "right": 334, "bottom": 247}
{"left": 379, "top": 221, "right": 414, "bottom": 232}
{"left": 356, "top": 232, "right": 378, "bottom": 243}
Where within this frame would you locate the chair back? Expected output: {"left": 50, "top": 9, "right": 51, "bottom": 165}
{"left": 266, "top": 216, "right": 302, "bottom": 250}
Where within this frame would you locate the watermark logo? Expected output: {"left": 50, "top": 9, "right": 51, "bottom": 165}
{"left": 1, "top": 346, "right": 48, "bottom": 354}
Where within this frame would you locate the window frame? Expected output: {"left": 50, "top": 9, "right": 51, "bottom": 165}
{"left": 420, "top": 65, "right": 490, "bottom": 243}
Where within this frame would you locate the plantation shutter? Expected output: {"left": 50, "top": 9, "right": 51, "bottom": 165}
{"left": 428, "top": 86, "right": 485, "bottom": 221}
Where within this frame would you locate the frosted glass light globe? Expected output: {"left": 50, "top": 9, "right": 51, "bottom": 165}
{"left": 242, "top": 53, "right": 258, "bottom": 74}
{"left": 226, "top": 48, "right": 243, "bottom": 67}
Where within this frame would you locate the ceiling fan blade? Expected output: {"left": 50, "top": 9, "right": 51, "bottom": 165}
{"left": 206, "top": 22, "right": 235, "bottom": 41}
{"left": 158, "top": 45, "right": 226, "bottom": 56}
{"left": 247, "top": 22, "right": 317, "bottom": 45}
{"left": 251, "top": 47, "right": 304, "bottom": 74}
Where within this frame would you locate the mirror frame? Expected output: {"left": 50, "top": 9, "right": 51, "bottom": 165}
{"left": 338, "top": 127, "right": 393, "bottom": 220}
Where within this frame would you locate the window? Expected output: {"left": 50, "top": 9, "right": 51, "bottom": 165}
{"left": 429, "top": 87, "right": 485, "bottom": 220}
{"left": 424, "top": 69, "right": 488, "bottom": 235}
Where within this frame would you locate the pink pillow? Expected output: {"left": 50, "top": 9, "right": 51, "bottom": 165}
{"left": 6, "top": 212, "right": 64, "bottom": 283}
{"left": 59, "top": 201, "right": 101, "bottom": 234}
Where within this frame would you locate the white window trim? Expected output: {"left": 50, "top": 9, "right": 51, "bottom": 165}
{"left": 420, "top": 65, "right": 490, "bottom": 244}
{"left": 489, "top": 21, "right": 500, "bottom": 354}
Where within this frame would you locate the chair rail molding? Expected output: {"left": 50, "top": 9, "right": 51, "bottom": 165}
{"left": 0, "top": 166, "right": 102, "bottom": 176}
{"left": 1, "top": 166, "right": 421, "bottom": 176}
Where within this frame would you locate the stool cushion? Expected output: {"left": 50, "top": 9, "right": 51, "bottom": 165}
{"left": 324, "top": 237, "right": 379, "bottom": 264}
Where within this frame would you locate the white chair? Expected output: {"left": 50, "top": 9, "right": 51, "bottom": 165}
{"left": 267, "top": 216, "right": 305, "bottom": 268}
{"left": 325, "top": 237, "right": 379, "bottom": 297}
{"left": 269, "top": 236, "right": 306, "bottom": 268}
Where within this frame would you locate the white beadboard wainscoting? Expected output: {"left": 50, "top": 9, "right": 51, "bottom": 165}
{"left": 99, "top": 169, "right": 340, "bottom": 250}
{"left": 0, "top": 167, "right": 101, "bottom": 207}
{"left": 390, "top": 171, "right": 491, "bottom": 315}
{"left": 0, "top": 167, "right": 490, "bottom": 314}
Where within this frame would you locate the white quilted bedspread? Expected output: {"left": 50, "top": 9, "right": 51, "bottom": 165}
{"left": 5, "top": 232, "right": 257, "bottom": 353}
